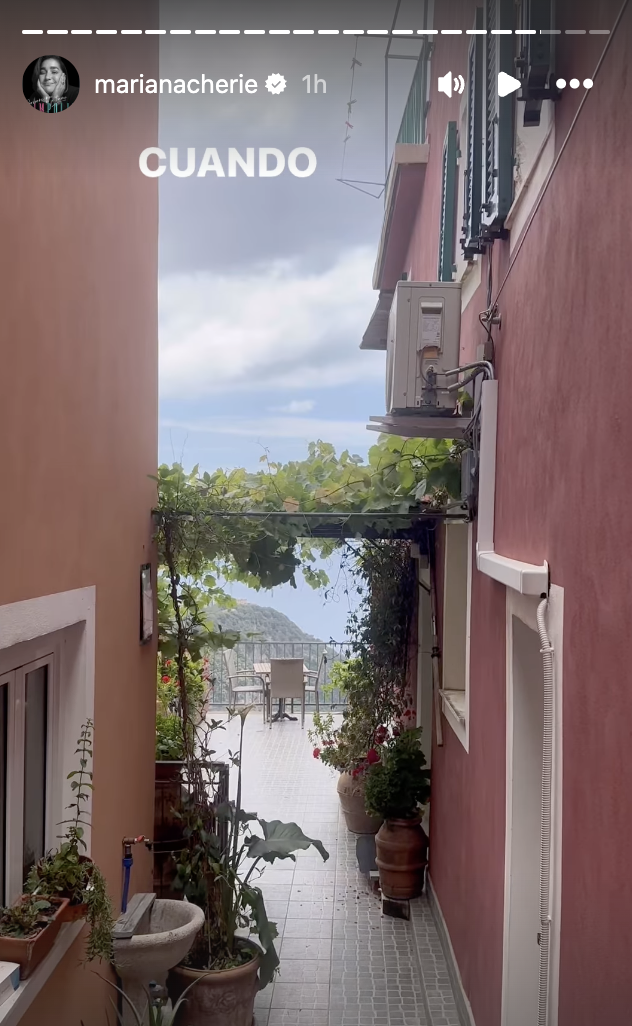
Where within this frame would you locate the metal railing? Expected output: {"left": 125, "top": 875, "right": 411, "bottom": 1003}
{"left": 206, "top": 641, "right": 353, "bottom": 708}
{"left": 396, "top": 47, "right": 431, "bottom": 146}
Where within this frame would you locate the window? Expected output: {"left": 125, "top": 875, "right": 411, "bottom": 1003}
{"left": 440, "top": 523, "right": 472, "bottom": 748}
{"left": 438, "top": 122, "right": 458, "bottom": 282}
{"left": 481, "top": 0, "right": 516, "bottom": 236}
{"left": 3, "top": 656, "right": 53, "bottom": 902}
{"left": 461, "top": 7, "right": 485, "bottom": 259}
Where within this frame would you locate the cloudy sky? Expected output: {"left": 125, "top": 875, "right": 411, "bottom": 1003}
{"left": 157, "top": 0, "right": 421, "bottom": 635}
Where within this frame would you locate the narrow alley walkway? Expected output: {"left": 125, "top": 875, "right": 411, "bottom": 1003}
{"left": 218, "top": 711, "right": 463, "bottom": 1026}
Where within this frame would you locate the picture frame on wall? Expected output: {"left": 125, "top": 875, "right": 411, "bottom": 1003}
{"left": 140, "top": 563, "right": 153, "bottom": 644}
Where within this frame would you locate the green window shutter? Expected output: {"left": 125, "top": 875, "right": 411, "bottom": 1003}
{"left": 519, "top": 0, "right": 555, "bottom": 126}
{"left": 482, "top": 0, "right": 515, "bottom": 235}
{"left": 461, "top": 7, "right": 484, "bottom": 258}
{"left": 438, "top": 121, "right": 458, "bottom": 282}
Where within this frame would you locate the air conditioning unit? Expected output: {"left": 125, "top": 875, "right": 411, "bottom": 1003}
{"left": 385, "top": 281, "right": 462, "bottom": 416}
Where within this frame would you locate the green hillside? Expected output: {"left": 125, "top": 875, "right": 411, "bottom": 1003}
{"left": 207, "top": 602, "right": 325, "bottom": 644}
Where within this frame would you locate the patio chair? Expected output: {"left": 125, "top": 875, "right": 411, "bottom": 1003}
{"left": 222, "top": 649, "right": 268, "bottom": 723}
{"left": 302, "top": 652, "right": 325, "bottom": 715}
{"left": 268, "top": 658, "right": 312, "bottom": 728}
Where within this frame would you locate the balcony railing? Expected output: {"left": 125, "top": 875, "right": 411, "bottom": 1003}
{"left": 396, "top": 49, "right": 430, "bottom": 146}
{"left": 207, "top": 641, "right": 353, "bottom": 708}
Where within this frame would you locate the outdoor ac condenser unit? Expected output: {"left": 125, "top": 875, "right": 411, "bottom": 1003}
{"left": 385, "top": 281, "right": 462, "bottom": 416}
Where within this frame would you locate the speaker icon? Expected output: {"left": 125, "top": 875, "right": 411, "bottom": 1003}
{"left": 438, "top": 72, "right": 465, "bottom": 98}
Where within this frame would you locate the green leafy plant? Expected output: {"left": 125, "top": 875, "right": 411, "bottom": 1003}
{"left": 81, "top": 976, "right": 202, "bottom": 1026}
{"left": 172, "top": 707, "right": 329, "bottom": 990}
{"left": 156, "top": 713, "right": 185, "bottom": 761}
{"left": 25, "top": 720, "right": 114, "bottom": 962}
{"left": 0, "top": 896, "right": 56, "bottom": 939}
{"left": 310, "top": 542, "right": 418, "bottom": 776}
{"left": 364, "top": 727, "right": 431, "bottom": 820}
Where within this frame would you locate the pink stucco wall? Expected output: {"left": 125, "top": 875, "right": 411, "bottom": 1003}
{"left": 1, "top": 2, "right": 159, "bottom": 1021}
{"left": 401, "top": 1, "right": 632, "bottom": 1024}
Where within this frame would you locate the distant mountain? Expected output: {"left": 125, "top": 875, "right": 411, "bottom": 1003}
{"left": 208, "top": 602, "right": 325, "bottom": 645}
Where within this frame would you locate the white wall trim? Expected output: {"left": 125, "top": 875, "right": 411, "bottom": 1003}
{"left": 0, "top": 587, "right": 96, "bottom": 872}
{"left": 476, "top": 380, "right": 549, "bottom": 595}
{"left": 501, "top": 586, "right": 563, "bottom": 1026}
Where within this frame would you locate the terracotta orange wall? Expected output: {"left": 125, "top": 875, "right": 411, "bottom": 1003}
{"left": 0, "top": 2, "right": 159, "bottom": 1021}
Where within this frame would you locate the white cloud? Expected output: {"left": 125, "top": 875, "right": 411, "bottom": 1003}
{"left": 270, "top": 399, "right": 316, "bottom": 414}
{"left": 159, "top": 247, "right": 384, "bottom": 397}
{"left": 161, "top": 415, "right": 373, "bottom": 449}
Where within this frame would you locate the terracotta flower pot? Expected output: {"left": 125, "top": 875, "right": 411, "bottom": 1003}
{"left": 375, "top": 818, "right": 428, "bottom": 899}
{"left": 168, "top": 945, "right": 261, "bottom": 1026}
{"left": 337, "top": 772, "right": 383, "bottom": 834}
{"left": 0, "top": 897, "right": 69, "bottom": 978}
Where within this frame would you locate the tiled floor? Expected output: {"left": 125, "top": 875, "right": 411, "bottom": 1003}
{"left": 216, "top": 711, "right": 462, "bottom": 1026}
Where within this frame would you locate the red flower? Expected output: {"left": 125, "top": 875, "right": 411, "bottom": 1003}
{"left": 165, "top": 660, "right": 172, "bottom": 666}
{"left": 375, "top": 726, "right": 389, "bottom": 743}
{"left": 366, "top": 748, "right": 380, "bottom": 765}
{"left": 392, "top": 726, "right": 401, "bottom": 737}
{"left": 313, "top": 748, "right": 321, "bottom": 759}
{"left": 161, "top": 675, "right": 171, "bottom": 683}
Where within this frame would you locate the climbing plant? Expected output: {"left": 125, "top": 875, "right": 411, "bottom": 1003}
{"left": 153, "top": 433, "right": 462, "bottom": 754}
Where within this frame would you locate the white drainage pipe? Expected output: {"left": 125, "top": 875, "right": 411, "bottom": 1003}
{"left": 536, "top": 599, "right": 554, "bottom": 1026}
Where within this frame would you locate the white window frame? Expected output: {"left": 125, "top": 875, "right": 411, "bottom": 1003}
{"left": 4, "top": 654, "right": 58, "bottom": 904}
{"left": 0, "top": 587, "right": 95, "bottom": 1023}
{"left": 439, "top": 522, "right": 472, "bottom": 750}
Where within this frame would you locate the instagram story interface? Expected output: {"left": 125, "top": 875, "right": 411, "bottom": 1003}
{"left": 3, "top": 2, "right": 632, "bottom": 1026}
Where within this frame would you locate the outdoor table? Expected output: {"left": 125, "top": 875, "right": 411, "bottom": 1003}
{"left": 253, "top": 661, "right": 309, "bottom": 722}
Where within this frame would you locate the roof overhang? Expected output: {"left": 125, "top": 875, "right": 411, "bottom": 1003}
{"left": 372, "top": 143, "right": 429, "bottom": 292}
{"left": 360, "top": 290, "right": 394, "bottom": 351}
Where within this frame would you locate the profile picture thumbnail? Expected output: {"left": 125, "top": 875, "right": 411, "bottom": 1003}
{"left": 23, "top": 55, "right": 80, "bottom": 113}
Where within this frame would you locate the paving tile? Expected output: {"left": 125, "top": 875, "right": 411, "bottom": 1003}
{"left": 216, "top": 713, "right": 461, "bottom": 1026}
{"left": 271, "top": 983, "right": 331, "bottom": 1009}
{"left": 280, "top": 937, "right": 332, "bottom": 959}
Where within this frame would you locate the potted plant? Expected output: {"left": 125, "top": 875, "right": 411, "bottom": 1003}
{"left": 364, "top": 726, "right": 431, "bottom": 899}
{"left": 0, "top": 895, "right": 70, "bottom": 978}
{"left": 25, "top": 720, "right": 114, "bottom": 962}
{"left": 167, "top": 707, "right": 329, "bottom": 1026}
{"left": 309, "top": 705, "right": 384, "bottom": 834}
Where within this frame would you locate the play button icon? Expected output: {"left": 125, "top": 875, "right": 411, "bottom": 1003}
{"left": 498, "top": 71, "right": 522, "bottom": 97}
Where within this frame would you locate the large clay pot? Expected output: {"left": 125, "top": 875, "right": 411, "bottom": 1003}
{"left": 168, "top": 945, "right": 260, "bottom": 1026}
{"left": 375, "top": 817, "right": 428, "bottom": 899}
{"left": 337, "top": 772, "right": 383, "bottom": 834}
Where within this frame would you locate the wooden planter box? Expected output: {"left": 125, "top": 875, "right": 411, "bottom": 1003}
{"left": 153, "top": 761, "right": 230, "bottom": 899}
{"left": 154, "top": 761, "right": 186, "bottom": 898}
{"left": 0, "top": 897, "right": 69, "bottom": 979}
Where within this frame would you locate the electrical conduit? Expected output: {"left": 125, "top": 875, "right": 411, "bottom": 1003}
{"left": 536, "top": 599, "right": 554, "bottom": 1026}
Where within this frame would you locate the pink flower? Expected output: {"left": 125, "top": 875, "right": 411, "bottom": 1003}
{"left": 313, "top": 748, "right": 321, "bottom": 759}
{"left": 161, "top": 675, "right": 171, "bottom": 683}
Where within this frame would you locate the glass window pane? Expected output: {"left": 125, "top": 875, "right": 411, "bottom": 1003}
{"left": 0, "top": 684, "right": 7, "bottom": 905}
{"left": 23, "top": 666, "right": 48, "bottom": 884}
